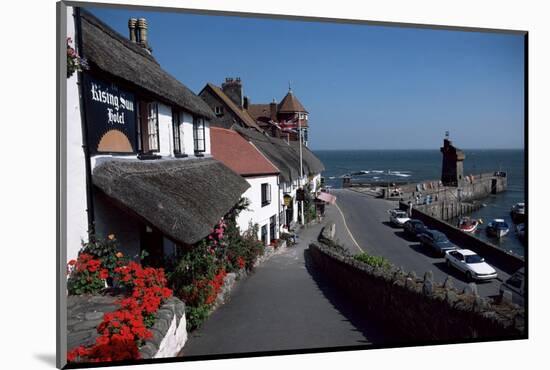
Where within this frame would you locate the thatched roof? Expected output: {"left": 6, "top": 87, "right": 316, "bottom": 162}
{"left": 80, "top": 10, "right": 215, "bottom": 120}
{"left": 233, "top": 126, "right": 299, "bottom": 183}
{"left": 92, "top": 158, "right": 249, "bottom": 245}
{"left": 289, "top": 141, "right": 325, "bottom": 175}
{"left": 233, "top": 126, "right": 324, "bottom": 182}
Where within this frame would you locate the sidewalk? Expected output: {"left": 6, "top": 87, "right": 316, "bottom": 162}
{"left": 181, "top": 220, "right": 385, "bottom": 357}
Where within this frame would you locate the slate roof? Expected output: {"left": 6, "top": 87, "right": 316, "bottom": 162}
{"left": 80, "top": 9, "right": 215, "bottom": 120}
{"left": 247, "top": 103, "right": 272, "bottom": 121}
{"left": 92, "top": 158, "right": 250, "bottom": 245}
{"left": 210, "top": 127, "right": 279, "bottom": 177}
{"left": 200, "top": 83, "right": 262, "bottom": 130}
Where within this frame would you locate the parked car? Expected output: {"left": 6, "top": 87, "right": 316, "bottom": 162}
{"left": 403, "top": 219, "right": 427, "bottom": 239}
{"left": 445, "top": 249, "right": 498, "bottom": 281}
{"left": 418, "top": 229, "right": 458, "bottom": 256}
{"left": 389, "top": 209, "right": 410, "bottom": 227}
{"left": 499, "top": 268, "right": 524, "bottom": 306}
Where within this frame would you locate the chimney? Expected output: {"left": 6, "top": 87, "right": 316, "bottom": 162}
{"left": 128, "top": 18, "right": 137, "bottom": 42}
{"left": 221, "top": 77, "right": 243, "bottom": 109}
{"left": 137, "top": 18, "right": 148, "bottom": 48}
{"left": 270, "top": 98, "right": 277, "bottom": 121}
{"left": 243, "top": 96, "right": 250, "bottom": 110}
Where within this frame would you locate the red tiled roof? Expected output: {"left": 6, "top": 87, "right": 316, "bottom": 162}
{"left": 210, "top": 127, "right": 280, "bottom": 176}
{"left": 278, "top": 91, "right": 308, "bottom": 113}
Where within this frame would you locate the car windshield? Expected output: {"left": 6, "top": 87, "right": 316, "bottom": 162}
{"left": 465, "top": 255, "right": 484, "bottom": 264}
{"left": 394, "top": 212, "right": 407, "bottom": 218}
{"left": 433, "top": 233, "right": 448, "bottom": 242}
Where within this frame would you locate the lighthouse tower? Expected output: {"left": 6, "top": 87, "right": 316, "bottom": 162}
{"left": 440, "top": 133, "right": 465, "bottom": 186}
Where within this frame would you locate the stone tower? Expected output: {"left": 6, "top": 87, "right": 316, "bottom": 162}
{"left": 440, "top": 137, "right": 465, "bottom": 186}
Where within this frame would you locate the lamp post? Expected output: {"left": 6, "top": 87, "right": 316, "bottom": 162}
{"left": 299, "top": 115, "right": 304, "bottom": 225}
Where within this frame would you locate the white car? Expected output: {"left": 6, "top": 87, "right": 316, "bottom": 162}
{"left": 389, "top": 209, "right": 410, "bottom": 227}
{"left": 445, "top": 249, "right": 498, "bottom": 281}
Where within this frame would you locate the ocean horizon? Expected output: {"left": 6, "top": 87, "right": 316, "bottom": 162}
{"left": 314, "top": 148, "right": 526, "bottom": 256}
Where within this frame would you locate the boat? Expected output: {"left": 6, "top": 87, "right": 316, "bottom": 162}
{"left": 486, "top": 219, "right": 510, "bottom": 238}
{"left": 510, "top": 202, "right": 526, "bottom": 223}
{"left": 516, "top": 223, "right": 526, "bottom": 242}
{"left": 458, "top": 217, "right": 479, "bottom": 233}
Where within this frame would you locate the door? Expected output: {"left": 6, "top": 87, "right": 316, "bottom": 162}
{"left": 140, "top": 224, "right": 164, "bottom": 268}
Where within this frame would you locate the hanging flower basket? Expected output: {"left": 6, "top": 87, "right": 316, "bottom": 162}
{"left": 67, "top": 37, "right": 89, "bottom": 78}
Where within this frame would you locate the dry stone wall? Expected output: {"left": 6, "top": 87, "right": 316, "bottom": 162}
{"left": 309, "top": 226, "right": 525, "bottom": 343}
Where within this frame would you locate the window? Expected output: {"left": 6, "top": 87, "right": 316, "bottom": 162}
{"left": 193, "top": 116, "right": 206, "bottom": 154}
{"left": 137, "top": 101, "right": 160, "bottom": 153}
{"left": 172, "top": 109, "right": 184, "bottom": 155}
{"left": 214, "top": 106, "right": 224, "bottom": 116}
{"left": 261, "top": 183, "right": 271, "bottom": 206}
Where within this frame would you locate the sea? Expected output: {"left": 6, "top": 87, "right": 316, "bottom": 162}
{"left": 314, "top": 149, "right": 526, "bottom": 257}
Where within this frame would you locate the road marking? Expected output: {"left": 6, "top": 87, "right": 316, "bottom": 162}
{"left": 334, "top": 201, "right": 364, "bottom": 253}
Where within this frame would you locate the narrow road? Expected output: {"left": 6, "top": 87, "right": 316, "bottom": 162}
{"left": 181, "top": 222, "right": 386, "bottom": 357}
{"left": 332, "top": 189, "right": 509, "bottom": 298}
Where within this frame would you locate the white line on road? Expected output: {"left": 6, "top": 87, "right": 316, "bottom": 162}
{"left": 334, "top": 201, "right": 364, "bottom": 253}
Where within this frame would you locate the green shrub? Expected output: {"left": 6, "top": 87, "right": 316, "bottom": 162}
{"left": 185, "top": 304, "right": 211, "bottom": 331}
{"left": 354, "top": 252, "right": 392, "bottom": 270}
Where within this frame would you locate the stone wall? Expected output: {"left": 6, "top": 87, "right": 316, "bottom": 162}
{"left": 308, "top": 231, "right": 525, "bottom": 343}
{"left": 67, "top": 295, "right": 187, "bottom": 359}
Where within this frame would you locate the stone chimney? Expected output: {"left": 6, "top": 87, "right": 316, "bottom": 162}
{"left": 221, "top": 77, "right": 243, "bottom": 109}
{"left": 270, "top": 98, "right": 277, "bottom": 121}
{"left": 128, "top": 18, "right": 137, "bottom": 42}
{"left": 137, "top": 18, "right": 149, "bottom": 49}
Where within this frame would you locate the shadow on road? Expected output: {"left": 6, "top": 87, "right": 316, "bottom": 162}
{"left": 408, "top": 243, "right": 443, "bottom": 259}
{"left": 394, "top": 230, "right": 419, "bottom": 242}
{"left": 303, "top": 249, "right": 388, "bottom": 346}
{"left": 382, "top": 221, "right": 400, "bottom": 229}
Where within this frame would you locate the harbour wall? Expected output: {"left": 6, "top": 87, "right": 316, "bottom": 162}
{"left": 400, "top": 204, "right": 524, "bottom": 274}
{"left": 308, "top": 229, "right": 525, "bottom": 343}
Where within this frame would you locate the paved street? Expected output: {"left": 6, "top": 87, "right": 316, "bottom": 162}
{"left": 332, "top": 188, "right": 509, "bottom": 298}
{"left": 182, "top": 221, "right": 386, "bottom": 358}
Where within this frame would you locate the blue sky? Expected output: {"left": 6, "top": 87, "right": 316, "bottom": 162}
{"left": 87, "top": 7, "right": 525, "bottom": 150}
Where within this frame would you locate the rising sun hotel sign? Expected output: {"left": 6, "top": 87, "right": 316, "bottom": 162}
{"left": 83, "top": 74, "right": 137, "bottom": 154}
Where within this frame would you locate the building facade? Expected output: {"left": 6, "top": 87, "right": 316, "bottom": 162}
{"left": 210, "top": 127, "right": 280, "bottom": 245}
{"left": 65, "top": 8, "right": 248, "bottom": 264}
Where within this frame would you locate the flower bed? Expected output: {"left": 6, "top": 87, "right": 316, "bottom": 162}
{"left": 66, "top": 237, "right": 173, "bottom": 363}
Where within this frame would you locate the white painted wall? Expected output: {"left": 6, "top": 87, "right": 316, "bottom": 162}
{"left": 157, "top": 103, "right": 173, "bottom": 157}
{"left": 237, "top": 175, "right": 279, "bottom": 244}
{"left": 153, "top": 308, "right": 187, "bottom": 359}
{"left": 66, "top": 6, "right": 89, "bottom": 262}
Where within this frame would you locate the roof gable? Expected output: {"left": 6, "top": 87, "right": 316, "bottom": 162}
{"left": 202, "top": 83, "right": 263, "bottom": 131}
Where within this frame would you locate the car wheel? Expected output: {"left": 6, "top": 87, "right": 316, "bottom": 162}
{"left": 466, "top": 271, "right": 473, "bottom": 282}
